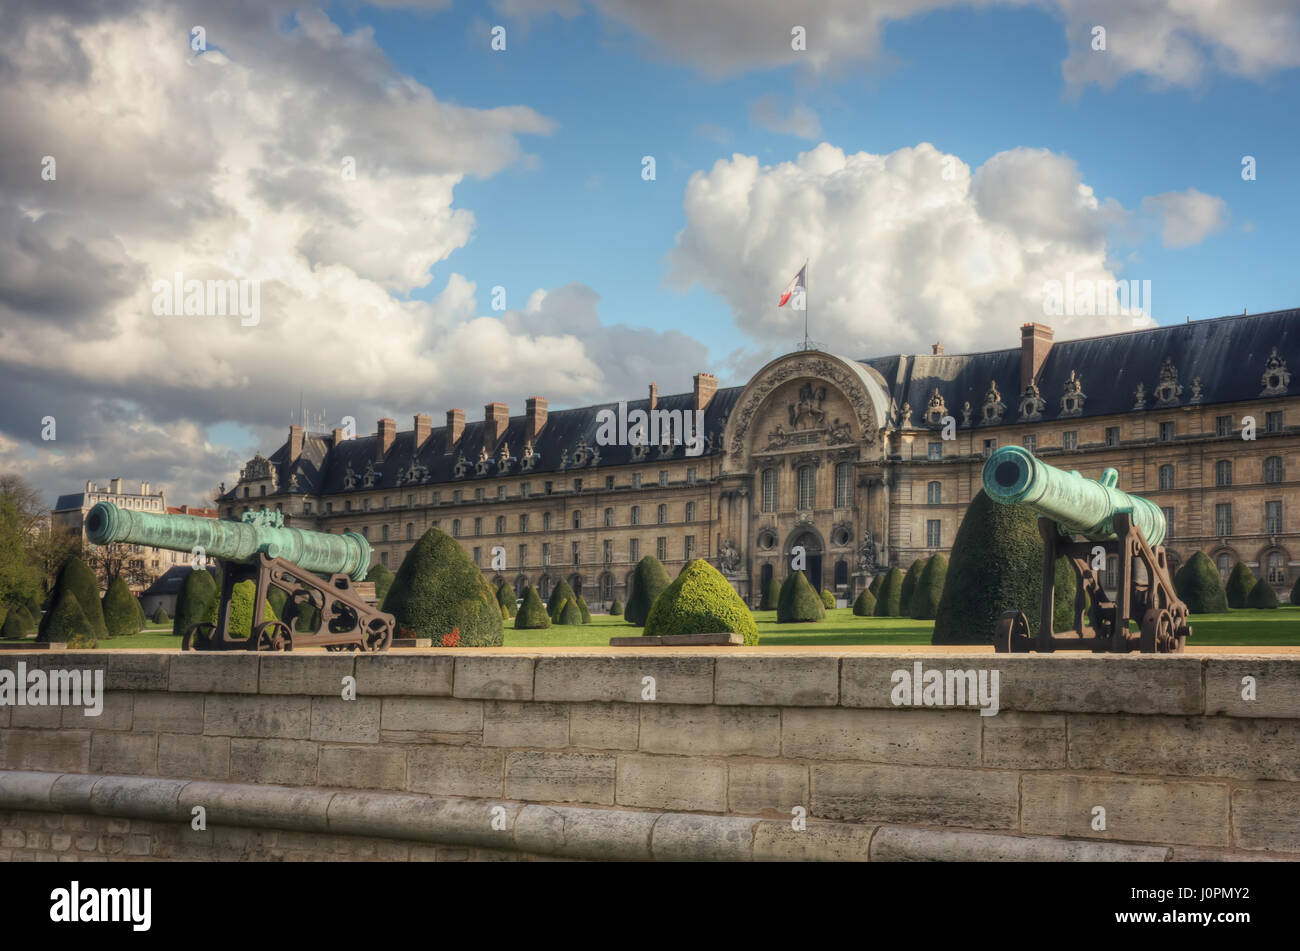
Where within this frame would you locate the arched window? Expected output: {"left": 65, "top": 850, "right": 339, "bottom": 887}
{"left": 761, "top": 469, "right": 777, "bottom": 513}
{"left": 797, "top": 466, "right": 815, "bottom": 510}
{"left": 1265, "top": 456, "right": 1283, "bottom": 484}
{"left": 926, "top": 481, "right": 941, "bottom": 504}
{"left": 834, "top": 463, "right": 851, "bottom": 509}
{"left": 1158, "top": 465, "right": 1174, "bottom": 490}
{"left": 1266, "top": 552, "right": 1286, "bottom": 584}
{"left": 573, "top": 511, "right": 582, "bottom": 530}
{"left": 657, "top": 504, "right": 667, "bottom": 524}
{"left": 630, "top": 506, "right": 640, "bottom": 526}
{"left": 685, "top": 502, "right": 696, "bottom": 522}
{"left": 406, "top": 523, "right": 414, "bottom": 540}
{"left": 1215, "top": 460, "right": 1232, "bottom": 487}
{"left": 604, "top": 508, "right": 614, "bottom": 528}
{"left": 1216, "top": 553, "right": 1232, "bottom": 579}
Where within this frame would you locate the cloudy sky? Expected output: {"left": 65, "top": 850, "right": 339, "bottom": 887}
{"left": 2, "top": 0, "right": 1297, "bottom": 506}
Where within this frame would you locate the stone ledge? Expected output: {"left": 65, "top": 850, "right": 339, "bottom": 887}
{"left": 0, "top": 769, "right": 1216, "bottom": 862}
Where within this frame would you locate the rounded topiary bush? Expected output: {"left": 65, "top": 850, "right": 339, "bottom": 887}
{"left": 151, "top": 605, "right": 169, "bottom": 624}
{"left": 496, "top": 582, "right": 517, "bottom": 618}
{"left": 872, "top": 567, "right": 905, "bottom": 617}
{"left": 643, "top": 559, "right": 759, "bottom": 645}
{"left": 383, "top": 528, "right": 504, "bottom": 646}
{"left": 852, "top": 587, "right": 876, "bottom": 617}
{"left": 777, "top": 570, "right": 825, "bottom": 623}
{"left": 1225, "top": 561, "right": 1258, "bottom": 609}
{"left": 868, "top": 573, "right": 884, "bottom": 597}
{"left": 1178, "top": 551, "right": 1229, "bottom": 614}
{"left": 41, "top": 556, "right": 107, "bottom": 641}
{"left": 173, "top": 568, "right": 218, "bottom": 636}
{"left": 758, "top": 576, "right": 781, "bottom": 611}
{"left": 609, "top": 598, "right": 623, "bottom": 616}
{"left": 514, "top": 586, "right": 550, "bottom": 629}
{"left": 102, "top": 576, "right": 139, "bottom": 637}
{"left": 625, "top": 556, "right": 671, "bottom": 626}
{"left": 365, "top": 562, "right": 395, "bottom": 604}
{"left": 910, "top": 554, "right": 948, "bottom": 620}
{"left": 899, "top": 560, "right": 925, "bottom": 615}
{"left": 1247, "top": 578, "right": 1279, "bottom": 609}
{"left": 820, "top": 589, "right": 836, "bottom": 609}
{"left": 39, "top": 586, "right": 91, "bottom": 643}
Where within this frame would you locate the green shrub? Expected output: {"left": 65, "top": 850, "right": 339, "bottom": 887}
{"left": 899, "top": 560, "right": 925, "bottom": 615}
{"left": 1225, "top": 561, "right": 1257, "bottom": 609}
{"left": 14, "top": 605, "right": 36, "bottom": 635}
{"left": 39, "top": 586, "right": 91, "bottom": 643}
{"left": 1291, "top": 573, "right": 1300, "bottom": 606}
{"left": 872, "top": 567, "right": 905, "bottom": 617}
{"left": 366, "top": 563, "right": 395, "bottom": 604}
{"left": 40, "top": 556, "right": 107, "bottom": 641}
{"left": 577, "top": 595, "right": 592, "bottom": 624}
{"left": 625, "top": 556, "right": 671, "bottom": 626}
{"left": 101, "top": 576, "right": 139, "bottom": 637}
{"left": 267, "top": 586, "right": 288, "bottom": 618}
{"left": 151, "top": 605, "right": 169, "bottom": 624}
{"left": 643, "top": 559, "right": 759, "bottom": 645}
{"left": 868, "top": 573, "right": 884, "bottom": 597}
{"left": 1247, "top": 578, "right": 1279, "bottom": 609}
{"left": 173, "top": 568, "right": 218, "bottom": 636}
{"left": 202, "top": 579, "right": 279, "bottom": 640}
{"left": 1050, "top": 554, "right": 1079, "bottom": 633}
{"left": 609, "top": 598, "right": 623, "bottom": 616}
{"left": 383, "top": 528, "right": 504, "bottom": 646}
{"left": 758, "top": 577, "right": 781, "bottom": 611}
{"left": 777, "top": 570, "right": 825, "bottom": 623}
{"left": 67, "top": 633, "right": 98, "bottom": 649}
{"left": 555, "top": 597, "right": 584, "bottom": 626}
{"left": 1, "top": 609, "right": 26, "bottom": 639}
{"left": 514, "top": 586, "right": 551, "bottom": 629}
{"left": 547, "top": 578, "right": 578, "bottom": 624}
{"left": 1178, "top": 551, "right": 1229, "bottom": 614}
{"left": 852, "top": 588, "right": 876, "bottom": 616}
{"left": 910, "top": 554, "right": 948, "bottom": 620}
{"left": 820, "top": 589, "right": 836, "bottom": 609}
{"left": 496, "top": 582, "right": 516, "bottom": 617}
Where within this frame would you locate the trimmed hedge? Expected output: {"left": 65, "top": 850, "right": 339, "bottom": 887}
{"left": 820, "top": 589, "right": 836, "bottom": 609}
{"left": 1247, "top": 578, "right": 1279, "bottom": 609}
{"left": 868, "top": 573, "right": 884, "bottom": 597}
{"left": 203, "top": 580, "right": 279, "bottom": 640}
{"left": 758, "top": 577, "right": 781, "bottom": 611}
{"left": 555, "top": 597, "right": 584, "bottom": 626}
{"left": 39, "top": 586, "right": 91, "bottom": 642}
{"left": 547, "top": 578, "right": 578, "bottom": 624}
{"left": 872, "top": 567, "right": 905, "bottom": 617}
{"left": 577, "top": 595, "right": 592, "bottom": 624}
{"left": 496, "top": 582, "right": 517, "bottom": 618}
{"left": 643, "top": 559, "right": 759, "bottom": 645}
{"left": 13, "top": 605, "right": 36, "bottom": 635}
{"left": 1178, "top": 551, "right": 1229, "bottom": 614}
{"left": 383, "top": 528, "right": 504, "bottom": 646}
{"left": 151, "top": 605, "right": 169, "bottom": 624}
{"left": 1291, "top": 574, "right": 1300, "bottom": 606}
{"left": 910, "top": 554, "right": 948, "bottom": 620}
{"left": 777, "top": 570, "right": 825, "bottom": 623}
{"left": 173, "top": 568, "right": 218, "bottom": 636}
{"left": 1, "top": 609, "right": 26, "bottom": 639}
{"left": 852, "top": 588, "right": 876, "bottom": 617}
{"left": 625, "top": 556, "right": 671, "bottom": 626}
{"left": 102, "top": 576, "right": 139, "bottom": 637}
{"left": 899, "top": 560, "right": 925, "bottom": 615}
{"left": 609, "top": 598, "right": 623, "bottom": 616}
{"left": 366, "top": 563, "right": 395, "bottom": 604}
{"left": 514, "top": 586, "right": 551, "bottom": 629}
{"left": 41, "top": 556, "right": 107, "bottom": 642}
{"left": 1225, "top": 561, "right": 1257, "bottom": 609}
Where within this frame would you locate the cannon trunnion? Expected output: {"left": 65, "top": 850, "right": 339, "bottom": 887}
{"left": 86, "top": 502, "right": 394, "bottom": 652}
{"left": 982, "top": 446, "right": 1190, "bottom": 655}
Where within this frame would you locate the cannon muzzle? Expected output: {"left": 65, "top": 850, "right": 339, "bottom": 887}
{"left": 85, "top": 501, "right": 372, "bottom": 581}
{"left": 982, "top": 445, "right": 1166, "bottom": 546}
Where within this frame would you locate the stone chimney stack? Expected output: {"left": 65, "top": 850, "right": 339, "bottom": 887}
{"left": 648, "top": 383, "right": 659, "bottom": 411}
{"left": 377, "top": 418, "right": 396, "bottom": 460}
{"left": 1020, "top": 323, "right": 1054, "bottom": 392}
{"left": 332, "top": 427, "right": 345, "bottom": 445}
{"left": 485, "top": 402, "right": 509, "bottom": 447}
{"left": 413, "top": 413, "right": 432, "bottom": 452}
{"left": 288, "top": 424, "right": 304, "bottom": 466}
{"left": 446, "top": 409, "right": 465, "bottom": 448}
{"left": 693, "top": 373, "right": 717, "bottom": 412}
{"left": 932, "top": 341, "right": 944, "bottom": 355}
{"left": 110, "top": 478, "right": 122, "bottom": 494}
{"left": 525, "top": 397, "right": 548, "bottom": 441}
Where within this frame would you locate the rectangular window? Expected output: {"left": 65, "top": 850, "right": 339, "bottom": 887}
{"left": 520, "top": 483, "right": 530, "bottom": 498}
{"left": 574, "top": 478, "right": 583, "bottom": 492}
{"left": 1267, "top": 411, "right": 1283, "bottom": 433}
{"left": 520, "top": 514, "right": 529, "bottom": 533}
{"left": 326, "top": 502, "right": 334, "bottom": 514}
{"left": 605, "top": 475, "right": 615, "bottom": 489}
{"left": 685, "top": 535, "right": 696, "bottom": 560}
{"left": 659, "top": 471, "right": 668, "bottom": 487}
{"left": 834, "top": 463, "right": 851, "bottom": 509}
{"left": 542, "top": 542, "right": 550, "bottom": 566}
{"left": 926, "top": 520, "right": 941, "bottom": 548}
{"left": 629, "top": 538, "right": 639, "bottom": 562}
{"left": 761, "top": 470, "right": 776, "bottom": 513}
{"left": 1022, "top": 435, "right": 1036, "bottom": 454}
{"left": 656, "top": 537, "right": 667, "bottom": 561}
{"left": 632, "top": 473, "right": 642, "bottom": 489}
{"left": 687, "top": 468, "right": 697, "bottom": 484}
{"left": 1266, "top": 501, "right": 1283, "bottom": 535}
{"left": 518, "top": 544, "right": 526, "bottom": 567}
{"left": 1215, "top": 503, "right": 1233, "bottom": 537}
{"left": 304, "top": 502, "right": 312, "bottom": 514}
{"left": 472, "top": 547, "right": 481, "bottom": 565}
{"left": 432, "top": 491, "right": 441, "bottom": 504}
{"left": 453, "top": 490, "right": 462, "bottom": 503}
{"left": 544, "top": 481, "right": 553, "bottom": 495}
{"left": 497, "top": 487, "right": 505, "bottom": 500}
{"left": 380, "top": 551, "right": 388, "bottom": 566}
{"left": 543, "top": 512, "right": 551, "bottom": 532}
{"left": 1216, "top": 415, "right": 1232, "bottom": 437}
{"left": 572, "top": 541, "right": 581, "bottom": 565}
{"left": 603, "top": 539, "right": 612, "bottom": 564}
{"left": 1161, "top": 506, "right": 1174, "bottom": 539}
{"left": 344, "top": 500, "right": 352, "bottom": 512}
{"left": 1105, "top": 426, "right": 1120, "bottom": 447}
{"left": 475, "top": 488, "right": 484, "bottom": 502}
{"left": 1159, "top": 421, "right": 1174, "bottom": 442}
{"left": 928, "top": 442, "right": 942, "bottom": 461}
{"left": 474, "top": 517, "right": 482, "bottom": 536}
{"left": 982, "top": 438, "right": 997, "bottom": 458}
{"left": 1215, "top": 460, "right": 1232, "bottom": 487}
{"left": 1062, "top": 431, "right": 1078, "bottom": 451}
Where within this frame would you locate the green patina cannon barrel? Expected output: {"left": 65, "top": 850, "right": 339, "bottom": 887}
{"left": 85, "top": 502, "right": 372, "bottom": 581}
{"left": 982, "top": 445, "right": 1167, "bottom": 546}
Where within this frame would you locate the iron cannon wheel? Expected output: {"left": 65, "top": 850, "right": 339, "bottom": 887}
{"left": 994, "top": 610, "right": 1033, "bottom": 653}
{"left": 1140, "top": 608, "right": 1176, "bottom": 653}
{"left": 254, "top": 620, "right": 293, "bottom": 652}
{"left": 181, "top": 623, "right": 215, "bottom": 651}
{"left": 364, "top": 617, "right": 393, "bottom": 652}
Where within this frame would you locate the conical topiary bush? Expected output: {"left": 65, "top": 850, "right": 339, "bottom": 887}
{"left": 514, "top": 586, "right": 551, "bottom": 629}
{"left": 1178, "top": 552, "right": 1229, "bottom": 614}
{"left": 625, "top": 556, "right": 671, "bottom": 626}
{"left": 643, "top": 559, "right": 759, "bottom": 645}
{"left": 366, "top": 562, "right": 395, "bottom": 604}
{"left": 1225, "top": 561, "right": 1258, "bottom": 609}
{"left": 852, "top": 587, "right": 876, "bottom": 617}
{"left": 555, "top": 597, "right": 584, "bottom": 626}
{"left": 909, "top": 554, "right": 948, "bottom": 620}
{"left": 820, "top": 589, "right": 836, "bottom": 609}
{"left": 777, "top": 570, "right": 825, "bottom": 623}
{"left": 102, "top": 576, "right": 139, "bottom": 637}
{"left": 173, "top": 568, "right": 218, "bottom": 636}
{"left": 609, "top": 598, "right": 623, "bottom": 616}
{"left": 547, "top": 578, "right": 578, "bottom": 624}
{"left": 1246, "top": 578, "right": 1279, "bottom": 609}
{"left": 39, "top": 586, "right": 92, "bottom": 643}
{"left": 758, "top": 576, "right": 781, "bottom": 611}
{"left": 577, "top": 595, "right": 592, "bottom": 624}
{"left": 40, "top": 556, "right": 107, "bottom": 641}
{"left": 868, "top": 573, "right": 884, "bottom": 597}
{"left": 496, "top": 581, "right": 517, "bottom": 618}
{"left": 899, "top": 560, "right": 925, "bottom": 616}
{"left": 872, "top": 567, "right": 905, "bottom": 617}
{"left": 383, "top": 528, "right": 504, "bottom": 646}
{"left": 151, "top": 605, "right": 169, "bottom": 624}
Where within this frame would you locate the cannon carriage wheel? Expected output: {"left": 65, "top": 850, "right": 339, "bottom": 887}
{"left": 181, "top": 622, "right": 215, "bottom": 651}
{"left": 993, "top": 610, "right": 1033, "bottom": 653}
{"left": 1139, "top": 608, "right": 1177, "bottom": 654}
{"left": 254, "top": 620, "right": 293, "bottom": 652}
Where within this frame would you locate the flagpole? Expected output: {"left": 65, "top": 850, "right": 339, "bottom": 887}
{"left": 803, "top": 258, "right": 810, "bottom": 351}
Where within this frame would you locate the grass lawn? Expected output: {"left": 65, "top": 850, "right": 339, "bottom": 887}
{"left": 6, "top": 606, "right": 1296, "bottom": 649}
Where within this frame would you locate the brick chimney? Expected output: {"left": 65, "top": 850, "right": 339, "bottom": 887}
{"left": 932, "top": 341, "right": 944, "bottom": 355}
{"left": 1020, "top": 323, "right": 1054, "bottom": 392}
{"left": 110, "top": 477, "right": 122, "bottom": 494}
{"left": 413, "top": 413, "right": 431, "bottom": 452}
{"left": 377, "top": 418, "right": 396, "bottom": 460}
{"left": 484, "top": 402, "right": 509, "bottom": 446}
{"left": 525, "top": 397, "right": 548, "bottom": 441}
{"left": 693, "top": 372, "right": 717, "bottom": 411}
{"left": 332, "top": 427, "right": 345, "bottom": 445}
{"left": 446, "top": 408, "right": 465, "bottom": 448}
{"left": 288, "top": 424, "right": 304, "bottom": 466}
{"left": 648, "top": 382, "right": 659, "bottom": 411}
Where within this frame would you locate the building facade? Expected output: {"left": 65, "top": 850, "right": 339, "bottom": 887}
{"left": 221, "top": 309, "right": 1300, "bottom": 606}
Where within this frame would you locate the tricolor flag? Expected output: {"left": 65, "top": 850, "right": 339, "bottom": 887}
{"left": 778, "top": 262, "right": 807, "bottom": 307}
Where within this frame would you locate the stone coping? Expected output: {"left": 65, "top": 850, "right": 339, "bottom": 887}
{"left": 0, "top": 769, "right": 1186, "bottom": 862}
{"left": 13, "top": 645, "right": 1300, "bottom": 655}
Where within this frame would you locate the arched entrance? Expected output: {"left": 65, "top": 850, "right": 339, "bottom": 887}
{"left": 789, "top": 530, "right": 824, "bottom": 593}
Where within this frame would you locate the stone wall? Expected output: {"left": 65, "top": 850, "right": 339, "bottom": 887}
{"left": 1, "top": 651, "right": 1296, "bottom": 861}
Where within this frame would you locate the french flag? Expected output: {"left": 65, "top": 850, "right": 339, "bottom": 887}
{"left": 778, "top": 262, "right": 807, "bottom": 307}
